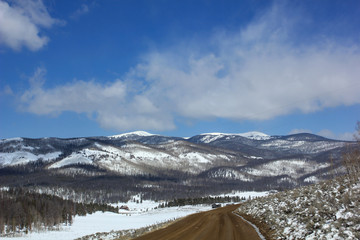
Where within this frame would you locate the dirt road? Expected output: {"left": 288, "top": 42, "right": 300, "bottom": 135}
{"left": 133, "top": 204, "right": 263, "bottom": 240}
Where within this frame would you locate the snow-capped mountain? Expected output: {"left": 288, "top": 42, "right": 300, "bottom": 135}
{"left": 195, "top": 131, "right": 271, "bottom": 143}
{"left": 109, "top": 131, "right": 156, "bottom": 139}
{"left": 0, "top": 131, "right": 353, "bottom": 195}
{"left": 239, "top": 131, "right": 272, "bottom": 140}
{"left": 188, "top": 132, "right": 345, "bottom": 158}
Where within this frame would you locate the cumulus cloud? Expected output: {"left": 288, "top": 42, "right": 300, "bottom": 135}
{"left": 0, "top": 0, "right": 62, "bottom": 51}
{"left": 20, "top": 67, "right": 175, "bottom": 131}
{"left": 19, "top": 2, "right": 360, "bottom": 132}
{"left": 134, "top": 4, "right": 360, "bottom": 121}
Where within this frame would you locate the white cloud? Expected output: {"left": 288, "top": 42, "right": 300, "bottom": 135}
{"left": 337, "top": 132, "right": 356, "bottom": 141}
{"left": 0, "top": 0, "right": 62, "bottom": 51}
{"left": 289, "top": 129, "right": 355, "bottom": 141}
{"left": 317, "top": 129, "right": 336, "bottom": 140}
{"left": 134, "top": 4, "right": 360, "bottom": 121}
{"left": 20, "top": 67, "right": 175, "bottom": 131}
{"left": 71, "top": 4, "right": 89, "bottom": 18}
{"left": 317, "top": 129, "right": 356, "bottom": 141}
{"left": 70, "top": 2, "right": 96, "bottom": 20}
{"left": 18, "top": 2, "right": 360, "bottom": 132}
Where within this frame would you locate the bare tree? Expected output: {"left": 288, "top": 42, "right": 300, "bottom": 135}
{"left": 342, "top": 121, "right": 360, "bottom": 183}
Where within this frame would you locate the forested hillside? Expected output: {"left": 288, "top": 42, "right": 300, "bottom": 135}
{"left": 0, "top": 188, "right": 118, "bottom": 236}
{"left": 0, "top": 131, "right": 352, "bottom": 204}
{"left": 237, "top": 131, "right": 360, "bottom": 240}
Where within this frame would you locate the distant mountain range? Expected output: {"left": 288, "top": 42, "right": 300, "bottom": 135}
{"left": 0, "top": 131, "right": 354, "bottom": 201}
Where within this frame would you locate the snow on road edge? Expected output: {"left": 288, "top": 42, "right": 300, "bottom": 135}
{"left": 232, "top": 212, "right": 266, "bottom": 240}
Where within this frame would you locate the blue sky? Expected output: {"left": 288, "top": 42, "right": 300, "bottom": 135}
{"left": 1, "top": 0, "right": 359, "bottom": 140}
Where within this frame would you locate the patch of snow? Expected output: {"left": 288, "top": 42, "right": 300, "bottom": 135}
{"left": 0, "top": 151, "right": 62, "bottom": 167}
{"left": 233, "top": 213, "right": 266, "bottom": 240}
{"left": 245, "top": 155, "right": 263, "bottom": 160}
{"left": 276, "top": 177, "right": 297, "bottom": 185}
{"left": 95, "top": 142, "right": 227, "bottom": 173}
{"left": 48, "top": 152, "right": 95, "bottom": 169}
{"left": 304, "top": 176, "right": 320, "bottom": 183}
{"left": 208, "top": 168, "right": 254, "bottom": 181}
{"left": 198, "top": 133, "right": 226, "bottom": 143}
{"left": 199, "top": 131, "right": 271, "bottom": 143}
{"left": 336, "top": 208, "right": 354, "bottom": 220}
{"left": 0, "top": 137, "right": 23, "bottom": 143}
{"left": 245, "top": 159, "right": 329, "bottom": 178}
{"left": 212, "top": 191, "right": 272, "bottom": 199}
{"left": 260, "top": 139, "right": 344, "bottom": 153}
{"left": 238, "top": 131, "right": 271, "bottom": 140}
{"left": 21, "top": 145, "right": 35, "bottom": 150}
{"left": 179, "top": 152, "right": 212, "bottom": 163}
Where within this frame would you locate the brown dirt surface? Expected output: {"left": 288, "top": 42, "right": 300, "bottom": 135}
{"left": 132, "top": 204, "right": 264, "bottom": 240}
{"left": 238, "top": 213, "right": 275, "bottom": 240}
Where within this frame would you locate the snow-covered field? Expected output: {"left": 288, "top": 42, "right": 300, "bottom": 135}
{"left": 211, "top": 190, "right": 272, "bottom": 199}
{"left": 5, "top": 204, "right": 210, "bottom": 240}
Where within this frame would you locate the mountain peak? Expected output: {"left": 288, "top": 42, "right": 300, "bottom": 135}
{"left": 239, "top": 131, "right": 271, "bottom": 140}
{"left": 199, "top": 131, "right": 271, "bottom": 142}
{"left": 109, "top": 131, "right": 155, "bottom": 138}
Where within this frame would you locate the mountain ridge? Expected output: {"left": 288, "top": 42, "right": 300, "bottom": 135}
{"left": 1, "top": 130, "right": 347, "bottom": 143}
{"left": 0, "top": 131, "right": 354, "bottom": 202}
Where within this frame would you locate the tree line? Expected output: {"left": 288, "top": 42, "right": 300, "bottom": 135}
{"left": 158, "top": 195, "right": 247, "bottom": 208}
{"left": 0, "top": 188, "right": 119, "bottom": 236}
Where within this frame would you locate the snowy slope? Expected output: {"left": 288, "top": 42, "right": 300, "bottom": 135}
{"left": 0, "top": 131, "right": 352, "bottom": 187}
{"left": 0, "top": 151, "right": 61, "bottom": 167}
{"left": 237, "top": 176, "right": 360, "bottom": 239}
{"left": 45, "top": 141, "right": 233, "bottom": 175}
{"left": 198, "top": 131, "right": 271, "bottom": 143}
{"left": 244, "top": 159, "right": 330, "bottom": 178}
{"left": 202, "top": 158, "right": 332, "bottom": 183}
{"left": 96, "top": 141, "right": 232, "bottom": 174}
{"left": 192, "top": 132, "right": 345, "bottom": 156}
{"left": 206, "top": 168, "right": 254, "bottom": 181}
{"left": 109, "top": 131, "right": 155, "bottom": 139}
{"left": 239, "top": 131, "right": 272, "bottom": 140}
{"left": 48, "top": 151, "right": 96, "bottom": 169}
{"left": 258, "top": 139, "right": 344, "bottom": 154}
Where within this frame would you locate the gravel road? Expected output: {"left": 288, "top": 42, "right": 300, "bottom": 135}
{"left": 133, "top": 204, "right": 263, "bottom": 240}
